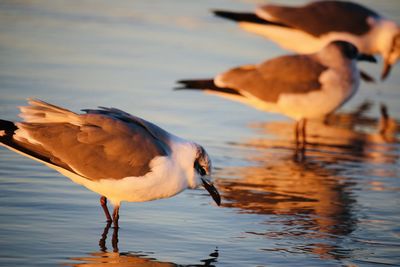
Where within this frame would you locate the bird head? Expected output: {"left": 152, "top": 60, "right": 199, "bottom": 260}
{"left": 192, "top": 144, "right": 221, "bottom": 206}
{"left": 326, "top": 40, "right": 377, "bottom": 66}
{"left": 382, "top": 32, "right": 400, "bottom": 80}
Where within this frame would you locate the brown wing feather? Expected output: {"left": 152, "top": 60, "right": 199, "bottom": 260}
{"left": 218, "top": 55, "right": 327, "bottom": 102}
{"left": 13, "top": 113, "right": 169, "bottom": 180}
{"left": 259, "top": 1, "right": 379, "bottom": 37}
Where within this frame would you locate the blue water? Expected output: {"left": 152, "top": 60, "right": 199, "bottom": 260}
{"left": 0, "top": 0, "right": 399, "bottom": 266}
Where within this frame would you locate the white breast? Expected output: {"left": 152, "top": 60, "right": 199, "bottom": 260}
{"left": 276, "top": 63, "right": 359, "bottom": 120}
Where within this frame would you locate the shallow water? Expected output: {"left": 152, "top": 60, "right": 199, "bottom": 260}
{"left": 0, "top": 0, "right": 399, "bottom": 266}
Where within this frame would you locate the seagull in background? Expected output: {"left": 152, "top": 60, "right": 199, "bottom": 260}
{"left": 213, "top": 0, "right": 400, "bottom": 80}
{"left": 0, "top": 99, "right": 221, "bottom": 228}
{"left": 177, "top": 41, "right": 375, "bottom": 147}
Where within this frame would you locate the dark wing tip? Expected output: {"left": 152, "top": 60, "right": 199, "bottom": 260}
{"left": 175, "top": 79, "right": 244, "bottom": 97}
{"left": 212, "top": 10, "right": 267, "bottom": 24}
{"left": 175, "top": 79, "right": 215, "bottom": 91}
{"left": 212, "top": 10, "right": 232, "bottom": 17}
{"left": 0, "top": 119, "right": 17, "bottom": 143}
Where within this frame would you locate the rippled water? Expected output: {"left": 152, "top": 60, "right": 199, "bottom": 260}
{"left": 0, "top": 0, "right": 399, "bottom": 266}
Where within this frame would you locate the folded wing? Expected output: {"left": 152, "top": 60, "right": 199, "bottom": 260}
{"left": 216, "top": 55, "right": 327, "bottom": 102}
{"left": 8, "top": 99, "right": 170, "bottom": 180}
{"left": 257, "top": 1, "right": 379, "bottom": 37}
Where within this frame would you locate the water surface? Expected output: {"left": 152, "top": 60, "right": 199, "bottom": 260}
{"left": 0, "top": 0, "right": 399, "bottom": 266}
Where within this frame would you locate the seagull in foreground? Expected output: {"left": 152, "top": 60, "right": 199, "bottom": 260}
{"left": 213, "top": 0, "right": 400, "bottom": 80}
{"left": 177, "top": 41, "right": 374, "bottom": 146}
{"left": 0, "top": 99, "right": 221, "bottom": 227}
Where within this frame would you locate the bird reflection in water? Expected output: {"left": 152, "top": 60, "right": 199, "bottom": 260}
{"left": 216, "top": 101, "right": 399, "bottom": 259}
{"left": 67, "top": 223, "right": 219, "bottom": 267}
{"left": 260, "top": 101, "right": 399, "bottom": 159}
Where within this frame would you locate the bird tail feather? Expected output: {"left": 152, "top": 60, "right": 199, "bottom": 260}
{"left": 18, "top": 98, "right": 81, "bottom": 125}
{"left": 175, "top": 79, "right": 242, "bottom": 96}
{"left": 212, "top": 10, "right": 288, "bottom": 27}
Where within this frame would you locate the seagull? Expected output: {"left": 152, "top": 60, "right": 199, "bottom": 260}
{"left": 177, "top": 41, "right": 374, "bottom": 146}
{"left": 0, "top": 99, "right": 221, "bottom": 228}
{"left": 213, "top": 0, "right": 400, "bottom": 80}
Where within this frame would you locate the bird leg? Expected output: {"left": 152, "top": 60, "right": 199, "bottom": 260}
{"left": 294, "top": 119, "right": 307, "bottom": 157}
{"left": 99, "top": 221, "right": 112, "bottom": 252}
{"left": 112, "top": 205, "right": 120, "bottom": 229}
{"left": 294, "top": 121, "right": 300, "bottom": 147}
{"left": 295, "top": 119, "right": 307, "bottom": 149}
{"left": 112, "top": 223, "right": 119, "bottom": 252}
{"left": 100, "top": 196, "right": 112, "bottom": 222}
{"left": 301, "top": 118, "right": 307, "bottom": 147}
{"left": 98, "top": 220, "right": 119, "bottom": 252}
{"left": 379, "top": 103, "right": 389, "bottom": 135}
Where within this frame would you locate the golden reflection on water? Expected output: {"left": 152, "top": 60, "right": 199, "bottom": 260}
{"left": 215, "top": 102, "right": 399, "bottom": 259}
{"left": 67, "top": 223, "right": 218, "bottom": 267}
{"left": 70, "top": 250, "right": 176, "bottom": 267}
{"left": 248, "top": 102, "right": 399, "bottom": 168}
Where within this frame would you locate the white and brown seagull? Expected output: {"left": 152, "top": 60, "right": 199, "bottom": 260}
{"left": 0, "top": 99, "right": 221, "bottom": 227}
{"left": 177, "top": 41, "right": 374, "bottom": 146}
{"left": 213, "top": 0, "right": 400, "bottom": 80}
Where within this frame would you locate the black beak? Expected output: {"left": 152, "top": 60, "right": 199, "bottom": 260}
{"left": 357, "top": 54, "right": 377, "bottom": 63}
{"left": 360, "top": 70, "right": 376, "bottom": 83}
{"left": 381, "top": 62, "right": 392, "bottom": 80}
{"left": 201, "top": 178, "right": 221, "bottom": 206}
